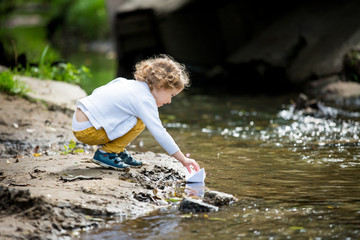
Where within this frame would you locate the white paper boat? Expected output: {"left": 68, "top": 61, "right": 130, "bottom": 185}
{"left": 185, "top": 168, "right": 206, "bottom": 183}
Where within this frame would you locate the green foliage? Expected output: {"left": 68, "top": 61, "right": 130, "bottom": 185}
{"left": 0, "top": 45, "right": 91, "bottom": 97}
{"left": 62, "top": 139, "right": 84, "bottom": 155}
{"left": 22, "top": 62, "right": 92, "bottom": 85}
{"left": 0, "top": 0, "right": 60, "bottom": 63}
{"left": 1, "top": 0, "right": 108, "bottom": 93}
{"left": 166, "top": 198, "right": 181, "bottom": 202}
{"left": 1, "top": 0, "right": 108, "bottom": 40}
{"left": 52, "top": 63, "right": 91, "bottom": 85}
{"left": 18, "top": 45, "right": 92, "bottom": 85}
{"left": 0, "top": 70, "right": 29, "bottom": 96}
{"left": 65, "top": 0, "right": 109, "bottom": 39}
{"left": 50, "top": 0, "right": 109, "bottom": 41}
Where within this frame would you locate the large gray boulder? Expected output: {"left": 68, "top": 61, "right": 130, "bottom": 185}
{"left": 228, "top": 1, "right": 360, "bottom": 83}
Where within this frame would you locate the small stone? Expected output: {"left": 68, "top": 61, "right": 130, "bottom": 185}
{"left": 179, "top": 198, "right": 219, "bottom": 213}
{"left": 57, "top": 202, "right": 71, "bottom": 208}
{"left": 203, "top": 190, "right": 238, "bottom": 206}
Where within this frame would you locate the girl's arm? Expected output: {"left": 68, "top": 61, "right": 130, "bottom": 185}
{"left": 172, "top": 150, "right": 200, "bottom": 173}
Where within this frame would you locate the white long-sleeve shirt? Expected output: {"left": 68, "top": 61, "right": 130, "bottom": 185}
{"left": 76, "top": 77, "right": 179, "bottom": 155}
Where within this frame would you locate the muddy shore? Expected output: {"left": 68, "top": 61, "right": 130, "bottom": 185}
{"left": 0, "top": 92, "right": 190, "bottom": 239}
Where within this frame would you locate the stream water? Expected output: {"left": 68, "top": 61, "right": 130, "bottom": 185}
{"left": 81, "top": 92, "right": 360, "bottom": 239}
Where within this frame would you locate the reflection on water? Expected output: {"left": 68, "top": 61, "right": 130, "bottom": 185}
{"left": 82, "top": 93, "right": 360, "bottom": 239}
{"left": 185, "top": 182, "right": 206, "bottom": 198}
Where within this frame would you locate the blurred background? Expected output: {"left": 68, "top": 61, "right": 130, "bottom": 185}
{"left": 1, "top": 0, "right": 360, "bottom": 100}
{"left": 0, "top": 0, "right": 112, "bottom": 94}
{"left": 2, "top": 1, "right": 360, "bottom": 239}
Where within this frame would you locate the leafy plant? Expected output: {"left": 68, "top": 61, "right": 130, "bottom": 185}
{"left": 18, "top": 45, "right": 92, "bottom": 85}
{"left": 62, "top": 139, "right": 84, "bottom": 155}
{"left": 23, "top": 62, "right": 91, "bottom": 85}
{"left": 39, "top": 44, "right": 49, "bottom": 77}
{"left": 0, "top": 45, "right": 91, "bottom": 97}
{"left": 0, "top": 70, "right": 29, "bottom": 96}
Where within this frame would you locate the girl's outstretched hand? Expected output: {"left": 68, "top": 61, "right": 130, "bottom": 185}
{"left": 172, "top": 150, "right": 200, "bottom": 173}
{"left": 182, "top": 157, "right": 200, "bottom": 173}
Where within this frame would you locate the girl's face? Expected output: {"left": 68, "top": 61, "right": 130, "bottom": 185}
{"left": 151, "top": 87, "right": 181, "bottom": 107}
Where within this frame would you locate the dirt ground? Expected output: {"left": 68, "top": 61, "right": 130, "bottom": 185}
{"left": 0, "top": 92, "right": 188, "bottom": 239}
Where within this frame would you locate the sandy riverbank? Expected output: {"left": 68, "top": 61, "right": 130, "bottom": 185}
{"left": 0, "top": 91, "right": 189, "bottom": 239}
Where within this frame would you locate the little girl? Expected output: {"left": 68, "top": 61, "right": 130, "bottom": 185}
{"left": 72, "top": 54, "right": 200, "bottom": 173}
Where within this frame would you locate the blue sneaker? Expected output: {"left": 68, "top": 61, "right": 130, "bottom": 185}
{"left": 92, "top": 150, "right": 130, "bottom": 171}
{"left": 118, "top": 149, "right": 142, "bottom": 168}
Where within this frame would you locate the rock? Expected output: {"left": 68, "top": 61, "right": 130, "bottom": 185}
{"left": 320, "top": 81, "right": 360, "bottom": 110}
{"left": 321, "top": 81, "right": 360, "bottom": 100}
{"left": 305, "top": 75, "right": 340, "bottom": 97}
{"left": 14, "top": 75, "right": 87, "bottom": 112}
{"left": 179, "top": 197, "right": 219, "bottom": 213}
{"left": 304, "top": 75, "right": 360, "bottom": 110}
{"left": 203, "top": 190, "right": 238, "bottom": 206}
{"left": 227, "top": 1, "right": 360, "bottom": 84}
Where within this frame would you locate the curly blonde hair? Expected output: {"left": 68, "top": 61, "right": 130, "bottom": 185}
{"left": 134, "top": 54, "right": 190, "bottom": 91}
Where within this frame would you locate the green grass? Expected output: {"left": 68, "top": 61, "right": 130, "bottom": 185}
{"left": 0, "top": 58, "right": 92, "bottom": 97}
{"left": 9, "top": 45, "right": 92, "bottom": 86}
{"left": 19, "top": 62, "right": 92, "bottom": 85}
{"left": 0, "top": 0, "right": 115, "bottom": 95}
{"left": 0, "top": 70, "right": 29, "bottom": 96}
{"left": 0, "top": 23, "right": 112, "bottom": 93}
